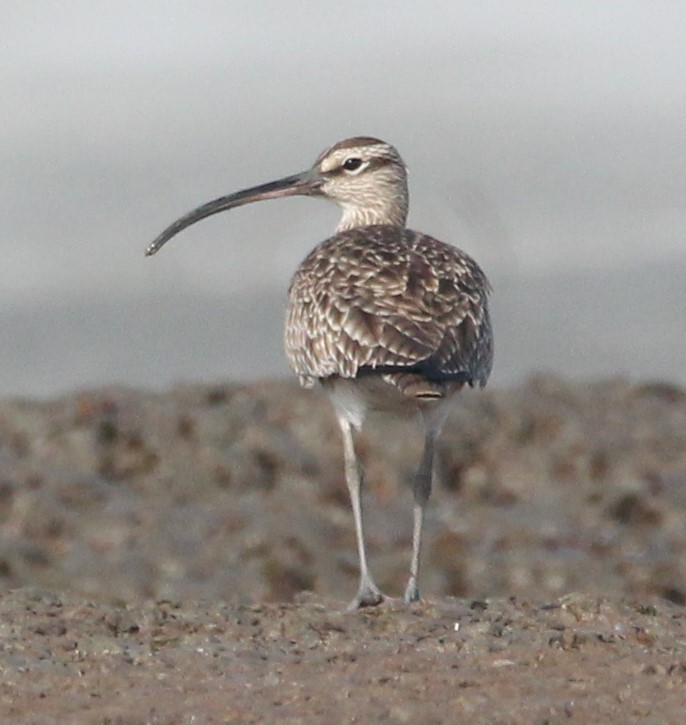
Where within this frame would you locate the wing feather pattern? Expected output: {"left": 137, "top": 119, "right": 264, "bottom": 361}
{"left": 285, "top": 225, "right": 493, "bottom": 393}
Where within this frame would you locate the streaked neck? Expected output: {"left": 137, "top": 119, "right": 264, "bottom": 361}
{"left": 336, "top": 198, "right": 409, "bottom": 232}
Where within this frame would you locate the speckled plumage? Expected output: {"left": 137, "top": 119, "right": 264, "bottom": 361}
{"left": 285, "top": 225, "right": 493, "bottom": 396}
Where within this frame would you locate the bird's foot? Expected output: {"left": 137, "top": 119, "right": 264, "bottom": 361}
{"left": 403, "top": 576, "right": 421, "bottom": 604}
{"left": 345, "top": 583, "right": 386, "bottom": 612}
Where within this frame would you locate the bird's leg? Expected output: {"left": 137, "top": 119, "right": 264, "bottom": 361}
{"left": 337, "top": 415, "right": 385, "bottom": 610}
{"left": 404, "top": 431, "right": 435, "bottom": 603}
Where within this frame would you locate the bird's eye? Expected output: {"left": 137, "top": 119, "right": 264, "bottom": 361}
{"left": 342, "top": 157, "right": 363, "bottom": 172}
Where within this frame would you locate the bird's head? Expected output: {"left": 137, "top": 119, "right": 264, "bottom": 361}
{"left": 145, "top": 136, "right": 408, "bottom": 257}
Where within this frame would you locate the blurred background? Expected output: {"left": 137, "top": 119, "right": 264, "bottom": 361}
{"left": 3, "top": 1, "right": 685, "bottom": 399}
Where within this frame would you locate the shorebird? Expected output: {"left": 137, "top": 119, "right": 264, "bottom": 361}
{"left": 145, "top": 137, "right": 493, "bottom": 610}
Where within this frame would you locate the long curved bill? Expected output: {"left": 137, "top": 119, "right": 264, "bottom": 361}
{"left": 145, "top": 168, "right": 322, "bottom": 257}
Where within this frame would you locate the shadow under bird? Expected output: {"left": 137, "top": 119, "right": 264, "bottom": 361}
{"left": 146, "top": 136, "right": 493, "bottom": 610}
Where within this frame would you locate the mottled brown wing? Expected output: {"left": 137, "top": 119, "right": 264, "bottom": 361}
{"left": 285, "top": 225, "right": 493, "bottom": 388}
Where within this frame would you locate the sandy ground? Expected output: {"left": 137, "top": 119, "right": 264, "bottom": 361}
{"left": 0, "top": 375, "right": 685, "bottom": 722}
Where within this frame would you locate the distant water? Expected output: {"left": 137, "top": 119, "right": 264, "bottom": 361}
{"left": 2, "top": 258, "right": 684, "bottom": 399}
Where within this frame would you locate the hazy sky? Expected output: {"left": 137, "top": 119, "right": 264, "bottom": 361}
{"left": 3, "top": 2, "right": 685, "bottom": 395}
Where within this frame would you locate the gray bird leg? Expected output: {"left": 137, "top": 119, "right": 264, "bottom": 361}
{"left": 337, "top": 415, "right": 385, "bottom": 610}
{"left": 404, "top": 432, "right": 435, "bottom": 603}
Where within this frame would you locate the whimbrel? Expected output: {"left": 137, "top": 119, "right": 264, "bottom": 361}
{"left": 146, "top": 137, "right": 493, "bottom": 610}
